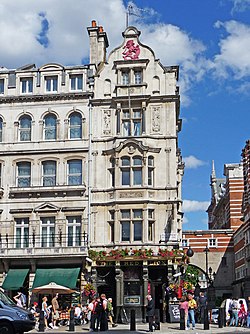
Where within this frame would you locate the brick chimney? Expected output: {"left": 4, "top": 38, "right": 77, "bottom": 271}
{"left": 87, "top": 20, "right": 109, "bottom": 66}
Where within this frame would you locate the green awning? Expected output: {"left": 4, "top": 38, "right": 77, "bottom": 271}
{"left": 2, "top": 268, "right": 29, "bottom": 290}
{"left": 32, "top": 268, "right": 80, "bottom": 289}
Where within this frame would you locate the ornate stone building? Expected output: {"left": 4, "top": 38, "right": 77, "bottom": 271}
{"left": 0, "top": 21, "right": 184, "bottom": 320}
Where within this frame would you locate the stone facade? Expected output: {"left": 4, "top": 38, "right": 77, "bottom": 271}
{"left": 0, "top": 21, "right": 184, "bottom": 320}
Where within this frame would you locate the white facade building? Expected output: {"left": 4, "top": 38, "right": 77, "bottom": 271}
{"left": 0, "top": 21, "right": 184, "bottom": 320}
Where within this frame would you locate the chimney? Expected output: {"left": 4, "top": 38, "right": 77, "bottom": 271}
{"left": 87, "top": 20, "right": 109, "bottom": 66}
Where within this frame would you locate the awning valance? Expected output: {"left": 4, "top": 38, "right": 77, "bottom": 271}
{"left": 2, "top": 268, "right": 29, "bottom": 290}
{"left": 32, "top": 268, "right": 80, "bottom": 289}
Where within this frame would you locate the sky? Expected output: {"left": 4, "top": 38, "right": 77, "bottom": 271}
{"left": 1, "top": 0, "right": 250, "bottom": 230}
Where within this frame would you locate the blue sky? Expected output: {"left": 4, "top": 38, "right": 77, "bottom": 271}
{"left": 1, "top": 0, "right": 250, "bottom": 230}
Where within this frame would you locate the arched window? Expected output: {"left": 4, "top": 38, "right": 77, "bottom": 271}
{"left": 19, "top": 115, "right": 32, "bottom": 141}
{"left": 44, "top": 114, "right": 57, "bottom": 140}
{"left": 69, "top": 112, "right": 82, "bottom": 139}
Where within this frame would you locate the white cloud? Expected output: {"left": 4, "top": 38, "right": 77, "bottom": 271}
{"left": 183, "top": 155, "right": 206, "bottom": 169}
{"left": 0, "top": 0, "right": 210, "bottom": 106}
{"left": 183, "top": 200, "right": 210, "bottom": 213}
{"left": 231, "top": 0, "right": 250, "bottom": 12}
{"left": 213, "top": 20, "right": 250, "bottom": 79}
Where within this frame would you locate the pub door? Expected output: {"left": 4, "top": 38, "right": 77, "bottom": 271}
{"left": 153, "top": 284, "right": 164, "bottom": 322}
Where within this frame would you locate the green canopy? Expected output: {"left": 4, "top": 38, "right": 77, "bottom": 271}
{"left": 2, "top": 268, "right": 29, "bottom": 290}
{"left": 32, "top": 268, "right": 80, "bottom": 289}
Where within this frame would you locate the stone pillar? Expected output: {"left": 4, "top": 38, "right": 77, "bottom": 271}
{"left": 115, "top": 264, "right": 123, "bottom": 323}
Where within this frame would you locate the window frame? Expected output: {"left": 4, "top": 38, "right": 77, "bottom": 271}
{"left": 67, "top": 216, "right": 81, "bottom": 247}
{"left": 69, "top": 112, "right": 82, "bottom": 139}
{"left": 20, "top": 77, "right": 33, "bottom": 94}
{"left": 19, "top": 115, "right": 32, "bottom": 141}
{"left": 42, "top": 160, "right": 56, "bottom": 186}
{"left": 43, "top": 113, "right": 57, "bottom": 140}
{"left": 15, "top": 218, "right": 29, "bottom": 249}
{"left": 120, "top": 209, "right": 143, "bottom": 242}
{"left": 45, "top": 76, "right": 58, "bottom": 93}
{"left": 0, "top": 79, "right": 4, "bottom": 94}
{"left": 70, "top": 74, "right": 83, "bottom": 91}
{"left": 40, "top": 217, "right": 55, "bottom": 248}
{"left": 17, "top": 161, "right": 31, "bottom": 187}
{"left": 121, "top": 108, "right": 142, "bottom": 137}
{"left": 67, "top": 159, "right": 83, "bottom": 185}
{"left": 121, "top": 156, "right": 142, "bottom": 187}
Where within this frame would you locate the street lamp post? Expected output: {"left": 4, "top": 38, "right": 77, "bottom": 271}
{"left": 203, "top": 246, "right": 210, "bottom": 282}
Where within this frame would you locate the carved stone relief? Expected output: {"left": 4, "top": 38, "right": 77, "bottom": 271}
{"left": 103, "top": 109, "right": 111, "bottom": 135}
{"left": 152, "top": 106, "right": 160, "bottom": 132}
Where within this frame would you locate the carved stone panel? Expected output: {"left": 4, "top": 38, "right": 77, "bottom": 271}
{"left": 103, "top": 109, "right": 111, "bottom": 135}
{"left": 152, "top": 106, "right": 161, "bottom": 132}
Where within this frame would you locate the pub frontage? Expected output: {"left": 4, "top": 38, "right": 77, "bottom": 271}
{"left": 88, "top": 247, "right": 187, "bottom": 322}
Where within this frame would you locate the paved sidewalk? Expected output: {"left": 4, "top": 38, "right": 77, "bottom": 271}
{"left": 25, "top": 322, "right": 250, "bottom": 334}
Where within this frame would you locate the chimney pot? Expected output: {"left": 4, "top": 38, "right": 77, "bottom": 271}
{"left": 92, "top": 20, "right": 97, "bottom": 27}
{"left": 99, "top": 26, "right": 104, "bottom": 33}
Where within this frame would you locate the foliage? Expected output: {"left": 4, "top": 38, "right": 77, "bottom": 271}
{"left": 82, "top": 283, "right": 96, "bottom": 298}
{"left": 88, "top": 247, "right": 187, "bottom": 261}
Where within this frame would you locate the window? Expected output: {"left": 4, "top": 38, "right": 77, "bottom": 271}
{"left": 42, "top": 161, "right": 56, "bottom": 186}
{"left": 182, "top": 239, "right": 188, "bottom": 247}
{"left": 44, "top": 114, "right": 57, "bottom": 140}
{"left": 70, "top": 74, "right": 83, "bottom": 91}
{"left": 67, "top": 159, "right": 82, "bottom": 185}
{"left": 108, "top": 211, "right": 115, "bottom": 243}
{"left": 148, "top": 209, "right": 155, "bottom": 242}
{"left": 110, "top": 158, "right": 115, "bottom": 187}
{"left": 0, "top": 117, "right": 3, "bottom": 142}
{"left": 19, "top": 115, "right": 31, "bottom": 141}
{"left": 0, "top": 79, "right": 4, "bottom": 94}
{"left": 208, "top": 238, "right": 217, "bottom": 247}
{"left": 69, "top": 112, "right": 82, "bottom": 139}
{"left": 45, "top": 76, "right": 58, "bottom": 92}
{"left": 121, "top": 209, "right": 143, "bottom": 242}
{"left": 0, "top": 163, "right": 2, "bottom": 187}
{"left": 20, "top": 77, "right": 33, "bottom": 94}
{"left": 122, "top": 71, "right": 129, "bottom": 85}
{"left": 41, "top": 217, "right": 55, "bottom": 247}
{"left": 121, "top": 109, "right": 142, "bottom": 136}
{"left": 121, "top": 156, "right": 142, "bottom": 186}
{"left": 67, "top": 216, "right": 81, "bottom": 246}
{"left": 148, "top": 156, "right": 154, "bottom": 186}
{"left": 134, "top": 70, "right": 142, "bottom": 84}
{"left": 17, "top": 162, "right": 31, "bottom": 187}
{"left": 15, "top": 218, "right": 29, "bottom": 248}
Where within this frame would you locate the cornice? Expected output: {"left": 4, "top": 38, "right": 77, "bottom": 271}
{"left": 0, "top": 91, "right": 93, "bottom": 104}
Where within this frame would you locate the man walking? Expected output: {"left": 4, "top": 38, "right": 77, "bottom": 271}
{"left": 187, "top": 293, "right": 197, "bottom": 330}
{"left": 146, "top": 295, "right": 155, "bottom": 332}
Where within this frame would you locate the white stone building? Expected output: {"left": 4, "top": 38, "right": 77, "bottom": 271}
{"left": 0, "top": 21, "right": 184, "bottom": 321}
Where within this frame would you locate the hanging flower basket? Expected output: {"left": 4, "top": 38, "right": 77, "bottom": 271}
{"left": 82, "top": 283, "right": 96, "bottom": 298}
{"left": 88, "top": 247, "right": 187, "bottom": 262}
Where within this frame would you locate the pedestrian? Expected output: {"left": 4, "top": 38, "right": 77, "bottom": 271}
{"left": 51, "top": 293, "right": 60, "bottom": 329}
{"left": 87, "top": 297, "right": 96, "bottom": 331}
{"left": 198, "top": 292, "right": 207, "bottom": 324}
{"left": 100, "top": 293, "right": 108, "bottom": 331}
{"left": 187, "top": 293, "right": 197, "bottom": 330}
{"left": 42, "top": 296, "right": 51, "bottom": 330}
{"left": 74, "top": 303, "right": 82, "bottom": 325}
{"left": 107, "top": 298, "right": 117, "bottom": 328}
{"left": 146, "top": 294, "right": 155, "bottom": 333}
{"left": 179, "top": 296, "right": 189, "bottom": 330}
{"left": 29, "top": 302, "right": 40, "bottom": 330}
{"left": 92, "top": 296, "right": 103, "bottom": 331}
{"left": 13, "top": 292, "right": 23, "bottom": 308}
{"left": 229, "top": 297, "right": 239, "bottom": 327}
{"left": 238, "top": 299, "right": 247, "bottom": 326}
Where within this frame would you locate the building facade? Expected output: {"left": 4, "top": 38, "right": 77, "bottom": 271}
{"left": 0, "top": 21, "right": 184, "bottom": 320}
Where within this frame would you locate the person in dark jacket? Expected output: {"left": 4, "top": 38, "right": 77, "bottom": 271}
{"left": 146, "top": 295, "right": 155, "bottom": 332}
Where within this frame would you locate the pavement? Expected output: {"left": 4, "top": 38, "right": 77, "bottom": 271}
{"left": 25, "top": 322, "right": 250, "bottom": 334}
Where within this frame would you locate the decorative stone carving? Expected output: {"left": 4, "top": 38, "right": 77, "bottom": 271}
{"left": 119, "top": 191, "right": 143, "bottom": 198}
{"left": 103, "top": 109, "right": 111, "bottom": 135}
{"left": 152, "top": 106, "right": 160, "bottom": 132}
